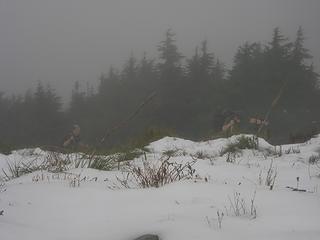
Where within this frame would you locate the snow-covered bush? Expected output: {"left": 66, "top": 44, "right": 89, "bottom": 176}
{"left": 2, "top": 159, "right": 42, "bottom": 180}
{"left": 284, "top": 146, "right": 301, "bottom": 154}
{"left": 227, "top": 191, "right": 257, "bottom": 219}
{"left": 87, "top": 155, "right": 117, "bottom": 171}
{"left": 83, "top": 149, "right": 143, "bottom": 171}
{"left": 220, "top": 135, "right": 258, "bottom": 157}
{"left": 162, "top": 149, "right": 180, "bottom": 158}
{"left": 308, "top": 153, "right": 320, "bottom": 177}
{"left": 121, "top": 156, "right": 196, "bottom": 188}
{"left": 193, "top": 150, "right": 212, "bottom": 160}
{"left": 265, "top": 160, "right": 277, "bottom": 190}
{"left": 309, "top": 154, "right": 320, "bottom": 165}
{"left": 2, "top": 150, "right": 75, "bottom": 180}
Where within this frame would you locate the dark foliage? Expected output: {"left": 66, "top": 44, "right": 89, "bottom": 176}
{"left": 0, "top": 27, "right": 319, "bottom": 149}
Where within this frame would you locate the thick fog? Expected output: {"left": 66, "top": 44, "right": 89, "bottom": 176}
{"left": 0, "top": 0, "right": 319, "bottom": 101}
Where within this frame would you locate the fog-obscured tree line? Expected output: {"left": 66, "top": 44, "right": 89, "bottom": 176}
{"left": 1, "top": 27, "right": 319, "bottom": 148}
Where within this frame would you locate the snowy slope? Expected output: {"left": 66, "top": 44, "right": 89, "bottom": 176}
{"left": 0, "top": 135, "right": 320, "bottom": 240}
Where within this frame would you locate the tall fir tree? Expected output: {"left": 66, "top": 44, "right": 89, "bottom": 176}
{"left": 157, "top": 29, "right": 183, "bottom": 82}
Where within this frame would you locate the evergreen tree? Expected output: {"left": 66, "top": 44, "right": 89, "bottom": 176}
{"left": 157, "top": 29, "right": 183, "bottom": 81}
{"left": 229, "top": 42, "right": 264, "bottom": 110}
{"left": 212, "top": 59, "right": 226, "bottom": 83}
{"left": 267, "top": 27, "right": 292, "bottom": 61}
{"left": 264, "top": 27, "right": 292, "bottom": 92}
{"left": 291, "top": 26, "right": 311, "bottom": 66}
{"left": 136, "top": 53, "right": 157, "bottom": 93}
{"left": 122, "top": 52, "right": 138, "bottom": 82}
{"left": 70, "top": 81, "right": 86, "bottom": 120}
{"left": 199, "top": 40, "right": 214, "bottom": 82}
{"left": 32, "top": 82, "right": 62, "bottom": 144}
{"left": 186, "top": 47, "right": 201, "bottom": 82}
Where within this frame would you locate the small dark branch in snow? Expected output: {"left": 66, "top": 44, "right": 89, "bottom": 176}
{"left": 133, "top": 234, "right": 159, "bottom": 240}
{"left": 90, "top": 177, "right": 98, "bottom": 182}
{"left": 227, "top": 191, "right": 257, "bottom": 218}
{"left": 80, "top": 176, "right": 86, "bottom": 182}
{"left": 1, "top": 168, "right": 11, "bottom": 181}
{"left": 265, "top": 160, "right": 277, "bottom": 190}
{"left": 116, "top": 172, "right": 131, "bottom": 188}
{"left": 286, "top": 186, "right": 307, "bottom": 192}
{"left": 69, "top": 177, "right": 80, "bottom": 188}
{"left": 250, "top": 190, "right": 257, "bottom": 219}
{"left": 205, "top": 216, "right": 212, "bottom": 228}
{"left": 296, "top": 177, "right": 300, "bottom": 189}
{"left": 217, "top": 210, "right": 224, "bottom": 229}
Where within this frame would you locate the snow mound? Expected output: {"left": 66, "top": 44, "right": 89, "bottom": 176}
{"left": 1, "top": 134, "right": 320, "bottom": 240}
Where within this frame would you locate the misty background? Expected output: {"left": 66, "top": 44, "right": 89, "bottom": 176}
{"left": 0, "top": 0, "right": 320, "bottom": 151}
{"left": 1, "top": 0, "right": 320, "bottom": 101}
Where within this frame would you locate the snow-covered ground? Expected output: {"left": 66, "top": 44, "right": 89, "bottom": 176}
{"left": 1, "top": 135, "right": 320, "bottom": 240}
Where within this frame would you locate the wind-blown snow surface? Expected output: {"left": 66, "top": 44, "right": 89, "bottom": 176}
{"left": 1, "top": 135, "right": 320, "bottom": 240}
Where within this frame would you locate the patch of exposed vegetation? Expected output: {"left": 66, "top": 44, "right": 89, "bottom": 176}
{"left": 220, "top": 135, "right": 258, "bottom": 156}
{"left": 117, "top": 155, "right": 196, "bottom": 188}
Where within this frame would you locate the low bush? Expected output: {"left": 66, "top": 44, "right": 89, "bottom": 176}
{"left": 2, "top": 150, "right": 74, "bottom": 180}
{"left": 308, "top": 152, "right": 320, "bottom": 178}
{"left": 227, "top": 191, "right": 257, "bottom": 219}
{"left": 162, "top": 149, "right": 180, "bottom": 158}
{"left": 119, "top": 155, "right": 196, "bottom": 188}
{"left": 220, "top": 135, "right": 258, "bottom": 156}
{"left": 2, "top": 159, "right": 41, "bottom": 180}
{"left": 193, "top": 151, "right": 211, "bottom": 160}
{"left": 309, "top": 154, "right": 320, "bottom": 164}
{"left": 265, "top": 160, "right": 277, "bottom": 190}
{"left": 87, "top": 155, "right": 116, "bottom": 171}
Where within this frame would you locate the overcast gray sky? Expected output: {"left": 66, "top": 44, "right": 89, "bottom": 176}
{"left": 0, "top": 0, "right": 319, "bottom": 102}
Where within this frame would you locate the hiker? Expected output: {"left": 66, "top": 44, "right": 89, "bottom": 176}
{"left": 222, "top": 114, "right": 241, "bottom": 137}
{"left": 63, "top": 124, "right": 82, "bottom": 148}
{"left": 249, "top": 117, "right": 270, "bottom": 139}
